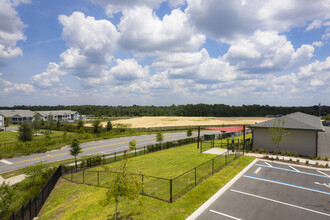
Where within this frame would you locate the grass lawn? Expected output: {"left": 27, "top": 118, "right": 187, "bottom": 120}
{"left": 38, "top": 142, "right": 255, "bottom": 219}
{"left": 0, "top": 131, "right": 18, "bottom": 143}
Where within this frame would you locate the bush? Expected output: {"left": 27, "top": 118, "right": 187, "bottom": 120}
{"left": 325, "top": 157, "right": 328, "bottom": 161}
{"left": 309, "top": 156, "right": 314, "bottom": 160}
{"left": 317, "top": 156, "right": 321, "bottom": 160}
{"left": 316, "top": 162, "right": 319, "bottom": 165}
{"left": 294, "top": 153, "right": 298, "bottom": 157}
{"left": 326, "top": 163, "right": 329, "bottom": 167}
{"left": 287, "top": 152, "right": 292, "bottom": 156}
{"left": 297, "top": 159, "right": 300, "bottom": 162}
{"left": 281, "top": 152, "right": 286, "bottom": 156}
{"left": 305, "top": 160, "right": 309, "bottom": 164}
{"left": 289, "top": 158, "right": 292, "bottom": 161}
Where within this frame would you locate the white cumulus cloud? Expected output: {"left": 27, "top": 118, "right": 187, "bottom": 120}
{"left": 31, "top": 62, "right": 67, "bottom": 88}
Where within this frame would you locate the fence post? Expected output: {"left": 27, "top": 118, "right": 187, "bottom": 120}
{"left": 71, "top": 168, "right": 73, "bottom": 181}
{"left": 34, "top": 195, "right": 37, "bottom": 217}
{"left": 83, "top": 169, "right": 85, "bottom": 183}
{"left": 144, "top": 146, "right": 145, "bottom": 154}
{"left": 115, "top": 152, "right": 116, "bottom": 162}
{"left": 89, "top": 157, "right": 92, "bottom": 168}
{"left": 212, "top": 159, "right": 214, "bottom": 174}
{"left": 135, "top": 148, "right": 136, "bottom": 157}
{"left": 21, "top": 205, "right": 24, "bottom": 220}
{"left": 97, "top": 171, "right": 100, "bottom": 187}
{"left": 195, "top": 168, "right": 197, "bottom": 186}
{"left": 103, "top": 155, "right": 105, "bottom": 165}
{"left": 170, "top": 179, "right": 173, "bottom": 203}
{"left": 29, "top": 199, "right": 32, "bottom": 220}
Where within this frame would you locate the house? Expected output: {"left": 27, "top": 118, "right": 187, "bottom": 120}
{"left": 249, "top": 112, "right": 324, "bottom": 157}
{"left": 0, "top": 110, "right": 34, "bottom": 125}
{"left": 37, "top": 110, "right": 80, "bottom": 123}
{"left": 0, "top": 113, "right": 4, "bottom": 127}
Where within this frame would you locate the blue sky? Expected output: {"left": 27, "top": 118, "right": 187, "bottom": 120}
{"left": 0, "top": 0, "right": 329, "bottom": 106}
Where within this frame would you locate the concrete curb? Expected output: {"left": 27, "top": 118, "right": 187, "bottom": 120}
{"left": 186, "top": 158, "right": 258, "bottom": 220}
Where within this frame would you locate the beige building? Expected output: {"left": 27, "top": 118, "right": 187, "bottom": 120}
{"left": 249, "top": 112, "right": 324, "bottom": 157}
{"left": 0, "top": 110, "right": 34, "bottom": 124}
{"left": 0, "top": 113, "right": 4, "bottom": 127}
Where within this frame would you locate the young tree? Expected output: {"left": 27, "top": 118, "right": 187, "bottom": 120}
{"left": 156, "top": 130, "right": 164, "bottom": 147}
{"left": 129, "top": 139, "right": 136, "bottom": 151}
{"left": 56, "top": 119, "right": 61, "bottom": 130}
{"left": 106, "top": 121, "right": 112, "bottom": 131}
{"left": 0, "top": 183, "right": 13, "bottom": 219}
{"left": 269, "top": 119, "right": 289, "bottom": 154}
{"left": 22, "top": 161, "right": 46, "bottom": 184}
{"left": 103, "top": 151, "right": 141, "bottom": 220}
{"left": 4, "top": 117, "right": 10, "bottom": 131}
{"left": 32, "top": 113, "right": 42, "bottom": 135}
{"left": 47, "top": 114, "right": 54, "bottom": 133}
{"left": 92, "top": 119, "right": 102, "bottom": 134}
{"left": 187, "top": 126, "right": 192, "bottom": 137}
{"left": 18, "top": 122, "right": 33, "bottom": 142}
{"left": 77, "top": 118, "right": 84, "bottom": 130}
{"left": 70, "top": 138, "right": 82, "bottom": 170}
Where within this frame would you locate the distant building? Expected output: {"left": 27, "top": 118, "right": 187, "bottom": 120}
{"left": 37, "top": 110, "right": 80, "bottom": 123}
{"left": 249, "top": 112, "right": 324, "bottom": 157}
{"left": 0, "top": 113, "right": 4, "bottom": 127}
{"left": 0, "top": 110, "right": 34, "bottom": 124}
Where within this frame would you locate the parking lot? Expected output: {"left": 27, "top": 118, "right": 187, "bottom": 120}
{"left": 189, "top": 159, "right": 330, "bottom": 220}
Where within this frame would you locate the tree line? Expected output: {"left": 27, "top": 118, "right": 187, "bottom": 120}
{"left": 1, "top": 104, "right": 329, "bottom": 117}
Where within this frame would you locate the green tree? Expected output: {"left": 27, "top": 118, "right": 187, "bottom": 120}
{"left": 56, "top": 119, "right": 61, "bottom": 130}
{"left": 4, "top": 117, "right": 10, "bottom": 131}
{"left": 0, "top": 183, "right": 13, "bottom": 219}
{"left": 22, "top": 161, "right": 46, "bottom": 184}
{"left": 32, "top": 113, "right": 42, "bottom": 134}
{"left": 187, "top": 126, "right": 192, "bottom": 137}
{"left": 92, "top": 119, "right": 102, "bottom": 134}
{"left": 18, "top": 122, "right": 33, "bottom": 142}
{"left": 269, "top": 119, "right": 289, "bottom": 154}
{"left": 325, "top": 114, "right": 330, "bottom": 121}
{"left": 47, "top": 114, "right": 54, "bottom": 133}
{"left": 103, "top": 151, "right": 141, "bottom": 220}
{"left": 77, "top": 118, "right": 84, "bottom": 130}
{"left": 70, "top": 138, "right": 82, "bottom": 170}
{"left": 106, "top": 121, "right": 112, "bottom": 131}
{"left": 156, "top": 130, "right": 164, "bottom": 147}
{"left": 129, "top": 139, "right": 136, "bottom": 151}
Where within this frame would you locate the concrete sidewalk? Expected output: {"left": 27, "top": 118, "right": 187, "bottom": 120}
{"left": 0, "top": 174, "right": 26, "bottom": 186}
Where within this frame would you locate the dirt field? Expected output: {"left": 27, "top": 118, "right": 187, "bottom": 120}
{"left": 87, "top": 116, "right": 270, "bottom": 129}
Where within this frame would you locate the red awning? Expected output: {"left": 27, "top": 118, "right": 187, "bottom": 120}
{"left": 205, "top": 126, "right": 244, "bottom": 132}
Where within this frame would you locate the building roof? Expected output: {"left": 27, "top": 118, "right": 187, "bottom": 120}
{"left": 205, "top": 126, "right": 245, "bottom": 132}
{"left": 249, "top": 112, "right": 324, "bottom": 131}
{"left": 37, "top": 110, "right": 78, "bottom": 116}
{"left": 0, "top": 110, "right": 34, "bottom": 118}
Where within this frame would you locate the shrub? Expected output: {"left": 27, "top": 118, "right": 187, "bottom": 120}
{"left": 287, "top": 152, "right": 292, "bottom": 156}
{"left": 264, "top": 155, "right": 269, "bottom": 159}
{"left": 294, "top": 153, "right": 298, "bottom": 157}
{"left": 281, "top": 152, "right": 286, "bottom": 156}
{"left": 326, "top": 163, "right": 329, "bottom": 167}
{"left": 316, "top": 162, "right": 319, "bottom": 165}
{"left": 317, "top": 156, "right": 321, "bottom": 160}
{"left": 309, "top": 156, "right": 314, "bottom": 160}
{"left": 325, "top": 157, "right": 328, "bottom": 161}
{"left": 297, "top": 159, "right": 300, "bottom": 162}
{"left": 276, "top": 156, "right": 279, "bottom": 160}
{"left": 305, "top": 160, "right": 309, "bottom": 164}
{"left": 289, "top": 158, "right": 292, "bottom": 161}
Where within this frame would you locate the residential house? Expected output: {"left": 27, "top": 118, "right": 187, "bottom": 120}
{"left": 37, "top": 110, "right": 80, "bottom": 123}
{"left": 0, "top": 110, "right": 34, "bottom": 125}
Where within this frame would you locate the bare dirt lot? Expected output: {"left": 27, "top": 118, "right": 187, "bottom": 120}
{"left": 87, "top": 116, "right": 270, "bottom": 129}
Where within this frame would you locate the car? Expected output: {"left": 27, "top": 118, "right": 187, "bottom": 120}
{"left": 0, "top": 128, "right": 4, "bottom": 131}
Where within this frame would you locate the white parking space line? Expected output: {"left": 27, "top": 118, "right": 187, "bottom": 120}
{"left": 210, "top": 210, "right": 243, "bottom": 220}
{"left": 231, "top": 189, "right": 330, "bottom": 217}
{"left": 244, "top": 175, "right": 330, "bottom": 196}
{"left": 289, "top": 165, "right": 300, "bottom": 172}
{"left": 317, "top": 170, "right": 330, "bottom": 178}
{"left": 254, "top": 167, "right": 261, "bottom": 174}
{"left": 264, "top": 162, "right": 273, "bottom": 167}
{"left": 0, "top": 159, "right": 13, "bottom": 165}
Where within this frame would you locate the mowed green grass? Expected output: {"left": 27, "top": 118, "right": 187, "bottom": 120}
{"left": 0, "top": 129, "right": 75, "bottom": 143}
{"left": 39, "top": 143, "right": 255, "bottom": 219}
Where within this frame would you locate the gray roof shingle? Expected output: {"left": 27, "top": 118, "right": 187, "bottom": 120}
{"left": 249, "top": 112, "right": 324, "bottom": 131}
{"left": 0, "top": 110, "right": 35, "bottom": 118}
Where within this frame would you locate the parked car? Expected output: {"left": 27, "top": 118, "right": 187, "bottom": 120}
{"left": 322, "top": 121, "right": 330, "bottom": 126}
{"left": 0, "top": 128, "right": 4, "bottom": 131}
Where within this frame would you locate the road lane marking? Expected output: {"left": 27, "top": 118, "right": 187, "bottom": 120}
{"left": 254, "top": 167, "right": 261, "bottom": 174}
{"left": 317, "top": 170, "right": 330, "bottom": 178}
{"left": 231, "top": 189, "right": 330, "bottom": 217}
{"left": 264, "top": 162, "right": 273, "bottom": 167}
{"left": 0, "top": 159, "right": 13, "bottom": 165}
{"left": 210, "top": 210, "right": 243, "bottom": 220}
{"left": 244, "top": 174, "right": 330, "bottom": 195}
{"left": 255, "top": 164, "right": 330, "bottom": 179}
{"left": 15, "top": 134, "right": 187, "bottom": 164}
{"left": 289, "top": 165, "right": 300, "bottom": 172}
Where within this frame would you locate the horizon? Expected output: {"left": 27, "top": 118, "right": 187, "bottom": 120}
{"left": 0, "top": 0, "right": 329, "bottom": 106}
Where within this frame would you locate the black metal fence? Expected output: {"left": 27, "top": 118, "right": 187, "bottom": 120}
{"left": 62, "top": 151, "right": 238, "bottom": 203}
{"left": 200, "top": 137, "right": 252, "bottom": 153}
{"left": 8, "top": 165, "right": 62, "bottom": 220}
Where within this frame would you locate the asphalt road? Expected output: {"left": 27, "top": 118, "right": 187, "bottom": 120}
{"left": 0, "top": 130, "right": 219, "bottom": 174}
{"left": 194, "top": 160, "right": 330, "bottom": 220}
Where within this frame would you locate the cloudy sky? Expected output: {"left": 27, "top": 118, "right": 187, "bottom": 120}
{"left": 0, "top": 0, "right": 329, "bottom": 106}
